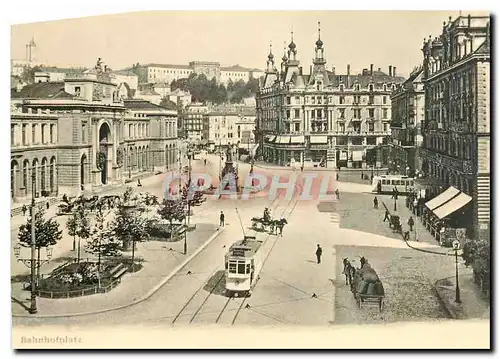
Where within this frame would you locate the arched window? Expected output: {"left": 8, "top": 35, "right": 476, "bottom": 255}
{"left": 339, "top": 84, "right": 344, "bottom": 92}
{"left": 369, "top": 84, "right": 374, "bottom": 92}
{"left": 354, "top": 83, "right": 360, "bottom": 91}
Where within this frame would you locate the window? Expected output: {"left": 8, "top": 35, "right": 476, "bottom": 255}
{"left": 50, "top": 124, "right": 54, "bottom": 143}
{"left": 312, "top": 97, "right": 316, "bottom": 104}
{"left": 354, "top": 96, "right": 360, "bottom": 104}
{"left": 317, "top": 96, "right": 322, "bottom": 104}
{"left": 355, "top": 84, "right": 360, "bottom": 91}
{"left": 383, "top": 96, "right": 387, "bottom": 104}
{"left": 294, "top": 109, "right": 300, "bottom": 118}
{"left": 368, "top": 122, "right": 374, "bottom": 132}
{"left": 286, "top": 97, "right": 291, "bottom": 105}
{"left": 339, "top": 96, "right": 345, "bottom": 104}
{"left": 246, "top": 264, "right": 251, "bottom": 274}
{"left": 340, "top": 84, "right": 344, "bottom": 91}
{"left": 75, "top": 86, "right": 81, "bottom": 97}
{"left": 237, "top": 261, "right": 246, "bottom": 274}
{"left": 354, "top": 109, "right": 361, "bottom": 118}
{"left": 383, "top": 109, "right": 388, "bottom": 118}
{"left": 368, "top": 109, "right": 375, "bottom": 118}
{"left": 294, "top": 123, "right": 300, "bottom": 131}
{"left": 81, "top": 124, "right": 86, "bottom": 143}
{"left": 11, "top": 125, "right": 15, "bottom": 146}
{"left": 295, "top": 96, "right": 300, "bottom": 103}
{"left": 286, "top": 110, "right": 290, "bottom": 119}
{"left": 382, "top": 179, "right": 387, "bottom": 185}
{"left": 22, "top": 124, "right": 27, "bottom": 145}
{"left": 339, "top": 123, "right": 345, "bottom": 132}
{"left": 339, "top": 108, "right": 345, "bottom": 119}
{"left": 383, "top": 84, "right": 387, "bottom": 92}
{"left": 317, "top": 109, "right": 322, "bottom": 118}
{"left": 368, "top": 95, "right": 374, "bottom": 105}
{"left": 41, "top": 124, "right": 46, "bottom": 143}
{"left": 369, "top": 84, "right": 374, "bottom": 92}
{"left": 228, "top": 261, "right": 237, "bottom": 273}
{"left": 32, "top": 124, "right": 36, "bottom": 144}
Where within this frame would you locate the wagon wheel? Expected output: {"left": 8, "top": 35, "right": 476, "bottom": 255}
{"left": 379, "top": 298, "right": 384, "bottom": 313}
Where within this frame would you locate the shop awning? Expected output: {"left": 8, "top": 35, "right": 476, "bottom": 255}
{"left": 310, "top": 136, "right": 328, "bottom": 144}
{"left": 278, "top": 136, "right": 290, "bottom": 144}
{"left": 433, "top": 192, "right": 472, "bottom": 219}
{"left": 290, "top": 135, "right": 305, "bottom": 144}
{"left": 425, "top": 186, "right": 460, "bottom": 211}
{"left": 266, "top": 135, "right": 276, "bottom": 142}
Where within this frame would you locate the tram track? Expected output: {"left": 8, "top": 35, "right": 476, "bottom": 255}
{"left": 170, "top": 175, "right": 305, "bottom": 326}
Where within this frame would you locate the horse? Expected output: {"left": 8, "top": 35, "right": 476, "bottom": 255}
{"left": 342, "top": 258, "right": 356, "bottom": 287}
{"left": 270, "top": 218, "right": 288, "bottom": 235}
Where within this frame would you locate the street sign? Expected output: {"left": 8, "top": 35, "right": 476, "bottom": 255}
{"left": 452, "top": 239, "right": 460, "bottom": 250}
{"left": 448, "top": 249, "right": 463, "bottom": 256}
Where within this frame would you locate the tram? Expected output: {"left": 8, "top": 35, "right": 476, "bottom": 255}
{"left": 371, "top": 175, "right": 415, "bottom": 194}
{"left": 224, "top": 235, "right": 264, "bottom": 297}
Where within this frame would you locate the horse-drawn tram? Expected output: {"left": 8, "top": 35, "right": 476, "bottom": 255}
{"left": 351, "top": 259, "right": 385, "bottom": 312}
{"left": 224, "top": 235, "right": 263, "bottom": 298}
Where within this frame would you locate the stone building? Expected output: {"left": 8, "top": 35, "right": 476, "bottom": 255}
{"left": 10, "top": 59, "right": 178, "bottom": 202}
{"left": 419, "top": 15, "right": 490, "bottom": 240}
{"left": 389, "top": 66, "right": 425, "bottom": 177}
{"left": 255, "top": 23, "right": 405, "bottom": 169}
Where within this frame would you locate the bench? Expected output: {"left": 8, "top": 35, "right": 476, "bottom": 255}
{"left": 111, "top": 267, "right": 129, "bottom": 280}
{"left": 109, "top": 263, "right": 125, "bottom": 276}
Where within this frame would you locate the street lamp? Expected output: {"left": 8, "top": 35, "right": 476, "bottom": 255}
{"left": 452, "top": 239, "right": 462, "bottom": 304}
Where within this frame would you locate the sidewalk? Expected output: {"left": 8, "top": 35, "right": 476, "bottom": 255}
{"left": 435, "top": 269, "right": 491, "bottom": 320}
{"left": 11, "top": 219, "right": 225, "bottom": 318}
{"left": 380, "top": 196, "right": 438, "bottom": 246}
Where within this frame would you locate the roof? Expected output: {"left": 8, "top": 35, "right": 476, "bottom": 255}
{"left": 113, "top": 70, "right": 138, "bottom": 77}
{"left": 220, "top": 64, "right": 251, "bottom": 72}
{"left": 124, "top": 99, "right": 166, "bottom": 111}
{"left": 38, "top": 66, "right": 85, "bottom": 74}
{"left": 11, "top": 82, "right": 74, "bottom": 99}
{"left": 159, "top": 99, "right": 178, "bottom": 110}
{"left": 473, "top": 37, "right": 490, "bottom": 56}
{"left": 226, "top": 238, "right": 262, "bottom": 258}
{"left": 143, "top": 63, "right": 192, "bottom": 70}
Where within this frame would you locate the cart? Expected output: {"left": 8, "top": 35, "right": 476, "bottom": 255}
{"left": 351, "top": 270, "right": 385, "bottom": 313}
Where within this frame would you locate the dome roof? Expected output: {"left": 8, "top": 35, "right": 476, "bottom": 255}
{"left": 282, "top": 54, "right": 288, "bottom": 62}
{"left": 288, "top": 41, "right": 296, "bottom": 50}
{"left": 268, "top": 52, "right": 274, "bottom": 60}
{"left": 316, "top": 38, "right": 323, "bottom": 47}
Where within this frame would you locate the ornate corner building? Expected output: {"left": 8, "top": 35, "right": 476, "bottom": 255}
{"left": 255, "top": 23, "right": 405, "bottom": 169}
{"left": 11, "top": 59, "right": 178, "bottom": 203}
{"left": 419, "top": 15, "right": 491, "bottom": 241}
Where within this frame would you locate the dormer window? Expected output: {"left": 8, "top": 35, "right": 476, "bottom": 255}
{"left": 391, "top": 84, "right": 397, "bottom": 91}
{"left": 383, "top": 84, "right": 387, "bottom": 92}
{"left": 339, "top": 84, "right": 344, "bottom": 92}
{"left": 316, "top": 81, "right": 322, "bottom": 91}
{"left": 369, "top": 84, "right": 374, "bottom": 92}
{"left": 354, "top": 83, "right": 360, "bottom": 91}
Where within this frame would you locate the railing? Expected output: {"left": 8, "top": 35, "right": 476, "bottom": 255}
{"left": 35, "top": 279, "right": 121, "bottom": 299}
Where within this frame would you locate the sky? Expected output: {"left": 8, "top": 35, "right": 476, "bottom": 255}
{"left": 11, "top": 10, "right": 490, "bottom": 78}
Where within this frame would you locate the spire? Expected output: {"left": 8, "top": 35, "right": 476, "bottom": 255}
{"left": 287, "top": 27, "right": 297, "bottom": 61}
{"left": 282, "top": 41, "right": 288, "bottom": 62}
{"left": 316, "top": 21, "right": 323, "bottom": 48}
{"left": 266, "top": 41, "right": 276, "bottom": 73}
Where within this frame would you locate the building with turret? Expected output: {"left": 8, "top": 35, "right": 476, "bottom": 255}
{"left": 255, "top": 23, "right": 405, "bottom": 169}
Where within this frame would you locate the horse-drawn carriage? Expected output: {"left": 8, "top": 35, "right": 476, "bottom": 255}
{"left": 343, "top": 257, "right": 385, "bottom": 312}
{"left": 251, "top": 207, "right": 287, "bottom": 235}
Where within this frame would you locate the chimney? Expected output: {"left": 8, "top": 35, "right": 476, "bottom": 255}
{"left": 370, "top": 64, "right": 374, "bottom": 76}
{"left": 389, "top": 65, "right": 392, "bottom": 77}
{"left": 332, "top": 66, "right": 336, "bottom": 75}
{"left": 393, "top": 67, "right": 396, "bottom": 77}
{"left": 346, "top": 64, "right": 351, "bottom": 88}
{"left": 347, "top": 64, "right": 351, "bottom": 76}
{"left": 310, "top": 65, "right": 312, "bottom": 74}
{"left": 299, "top": 66, "right": 303, "bottom": 75}
{"left": 378, "top": 67, "right": 381, "bottom": 72}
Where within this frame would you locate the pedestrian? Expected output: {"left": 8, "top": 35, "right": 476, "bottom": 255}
{"left": 219, "top": 211, "right": 225, "bottom": 227}
{"left": 46, "top": 201, "right": 50, "bottom": 210}
{"left": 336, "top": 173, "right": 339, "bottom": 181}
{"left": 373, "top": 196, "right": 378, "bottom": 209}
{"left": 137, "top": 178, "right": 142, "bottom": 187}
{"left": 370, "top": 174, "right": 374, "bottom": 182}
{"left": 408, "top": 216, "right": 414, "bottom": 232}
{"left": 300, "top": 165, "right": 304, "bottom": 172}
{"left": 315, "top": 244, "right": 322, "bottom": 264}
{"left": 383, "top": 209, "right": 390, "bottom": 222}
{"left": 204, "top": 158, "right": 207, "bottom": 166}
{"left": 335, "top": 188, "right": 340, "bottom": 200}
{"left": 361, "top": 171, "right": 364, "bottom": 180}
{"left": 22, "top": 204, "right": 27, "bottom": 216}
{"left": 403, "top": 230, "right": 410, "bottom": 241}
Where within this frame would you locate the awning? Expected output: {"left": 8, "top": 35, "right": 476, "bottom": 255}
{"left": 310, "top": 136, "right": 328, "bottom": 144}
{"left": 290, "top": 135, "right": 304, "bottom": 144}
{"left": 278, "top": 136, "right": 290, "bottom": 144}
{"left": 433, "top": 192, "right": 472, "bottom": 219}
{"left": 425, "top": 186, "right": 460, "bottom": 211}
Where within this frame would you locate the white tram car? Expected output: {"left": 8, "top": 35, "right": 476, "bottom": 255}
{"left": 371, "top": 175, "right": 415, "bottom": 194}
{"left": 224, "top": 236, "right": 264, "bottom": 297}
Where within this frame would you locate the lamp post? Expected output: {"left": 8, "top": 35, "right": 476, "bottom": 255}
{"left": 452, "top": 239, "right": 462, "bottom": 304}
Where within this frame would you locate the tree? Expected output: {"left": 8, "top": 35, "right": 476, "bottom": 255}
{"left": 181, "top": 180, "right": 206, "bottom": 220}
{"left": 157, "top": 198, "right": 186, "bottom": 227}
{"left": 122, "top": 186, "right": 134, "bottom": 203}
{"left": 107, "top": 204, "right": 149, "bottom": 269}
{"left": 18, "top": 208, "right": 63, "bottom": 281}
{"left": 85, "top": 211, "right": 121, "bottom": 271}
{"left": 66, "top": 206, "right": 92, "bottom": 263}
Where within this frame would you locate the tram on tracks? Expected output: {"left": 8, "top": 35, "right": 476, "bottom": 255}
{"left": 224, "top": 235, "right": 264, "bottom": 298}
{"left": 371, "top": 175, "right": 415, "bottom": 194}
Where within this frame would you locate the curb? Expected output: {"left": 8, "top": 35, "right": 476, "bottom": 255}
{"left": 12, "top": 227, "right": 226, "bottom": 319}
{"left": 434, "top": 276, "right": 463, "bottom": 320}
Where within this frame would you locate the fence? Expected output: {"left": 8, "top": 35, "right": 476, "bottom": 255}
{"left": 35, "top": 278, "right": 121, "bottom": 299}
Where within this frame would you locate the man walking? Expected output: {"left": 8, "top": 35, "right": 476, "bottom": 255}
{"left": 373, "top": 196, "right": 378, "bottom": 209}
{"left": 219, "top": 211, "right": 225, "bottom": 227}
{"left": 408, "top": 216, "right": 415, "bottom": 232}
{"left": 383, "top": 209, "right": 390, "bottom": 222}
{"left": 335, "top": 188, "right": 340, "bottom": 200}
{"left": 21, "top": 204, "right": 27, "bottom": 216}
{"left": 315, "top": 244, "right": 323, "bottom": 264}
